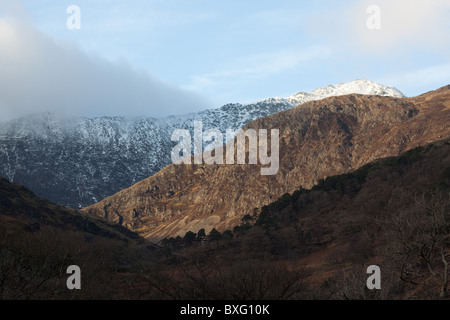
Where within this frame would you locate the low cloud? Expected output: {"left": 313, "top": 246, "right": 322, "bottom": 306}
{"left": 0, "top": 18, "right": 210, "bottom": 122}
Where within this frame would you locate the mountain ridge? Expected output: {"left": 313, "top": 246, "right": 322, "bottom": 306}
{"left": 83, "top": 85, "right": 450, "bottom": 241}
{"left": 0, "top": 80, "right": 402, "bottom": 208}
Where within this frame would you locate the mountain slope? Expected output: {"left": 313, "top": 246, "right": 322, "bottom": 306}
{"left": 0, "top": 80, "right": 403, "bottom": 208}
{"left": 83, "top": 85, "right": 450, "bottom": 241}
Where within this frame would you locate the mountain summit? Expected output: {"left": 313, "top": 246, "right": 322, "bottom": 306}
{"left": 0, "top": 80, "right": 404, "bottom": 208}
{"left": 289, "top": 79, "right": 404, "bottom": 101}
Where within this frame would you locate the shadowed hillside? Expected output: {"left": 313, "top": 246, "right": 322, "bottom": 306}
{"left": 157, "top": 139, "right": 450, "bottom": 300}
{"left": 1, "top": 139, "right": 449, "bottom": 299}
{"left": 0, "top": 177, "right": 155, "bottom": 299}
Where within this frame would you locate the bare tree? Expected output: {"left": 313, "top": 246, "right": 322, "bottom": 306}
{"left": 387, "top": 191, "right": 450, "bottom": 299}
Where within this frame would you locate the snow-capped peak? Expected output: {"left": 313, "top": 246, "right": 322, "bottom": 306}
{"left": 288, "top": 79, "right": 404, "bottom": 103}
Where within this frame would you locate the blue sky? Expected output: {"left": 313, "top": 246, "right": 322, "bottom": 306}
{"left": 0, "top": 0, "right": 449, "bottom": 120}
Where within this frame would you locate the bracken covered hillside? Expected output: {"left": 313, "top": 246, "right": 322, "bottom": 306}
{"left": 154, "top": 139, "right": 450, "bottom": 300}
{"left": 84, "top": 85, "right": 450, "bottom": 241}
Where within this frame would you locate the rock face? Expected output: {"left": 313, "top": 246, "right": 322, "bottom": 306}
{"left": 83, "top": 85, "right": 450, "bottom": 242}
{"left": 0, "top": 80, "right": 402, "bottom": 209}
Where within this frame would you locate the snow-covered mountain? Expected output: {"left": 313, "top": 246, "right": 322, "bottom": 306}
{"left": 0, "top": 80, "right": 404, "bottom": 208}
{"left": 169, "top": 79, "right": 404, "bottom": 137}
{"left": 289, "top": 78, "right": 404, "bottom": 101}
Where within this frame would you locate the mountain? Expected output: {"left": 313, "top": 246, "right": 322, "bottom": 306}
{"left": 0, "top": 114, "right": 172, "bottom": 208}
{"left": 2, "top": 139, "right": 449, "bottom": 300}
{"left": 289, "top": 78, "right": 404, "bottom": 102}
{"left": 83, "top": 85, "right": 450, "bottom": 242}
{"left": 0, "top": 79, "right": 402, "bottom": 209}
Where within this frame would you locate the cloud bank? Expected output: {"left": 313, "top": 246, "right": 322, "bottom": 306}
{"left": 0, "top": 18, "right": 210, "bottom": 122}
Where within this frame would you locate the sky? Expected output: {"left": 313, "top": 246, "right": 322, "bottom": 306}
{"left": 0, "top": 0, "right": 449, "bottom": 121}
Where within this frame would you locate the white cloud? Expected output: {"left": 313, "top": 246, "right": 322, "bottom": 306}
{"left": 184, "top": 46, "right": 332, "bottom": 92}
{"left": 0, "top": 18, "right": 210, "bottom": 121}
